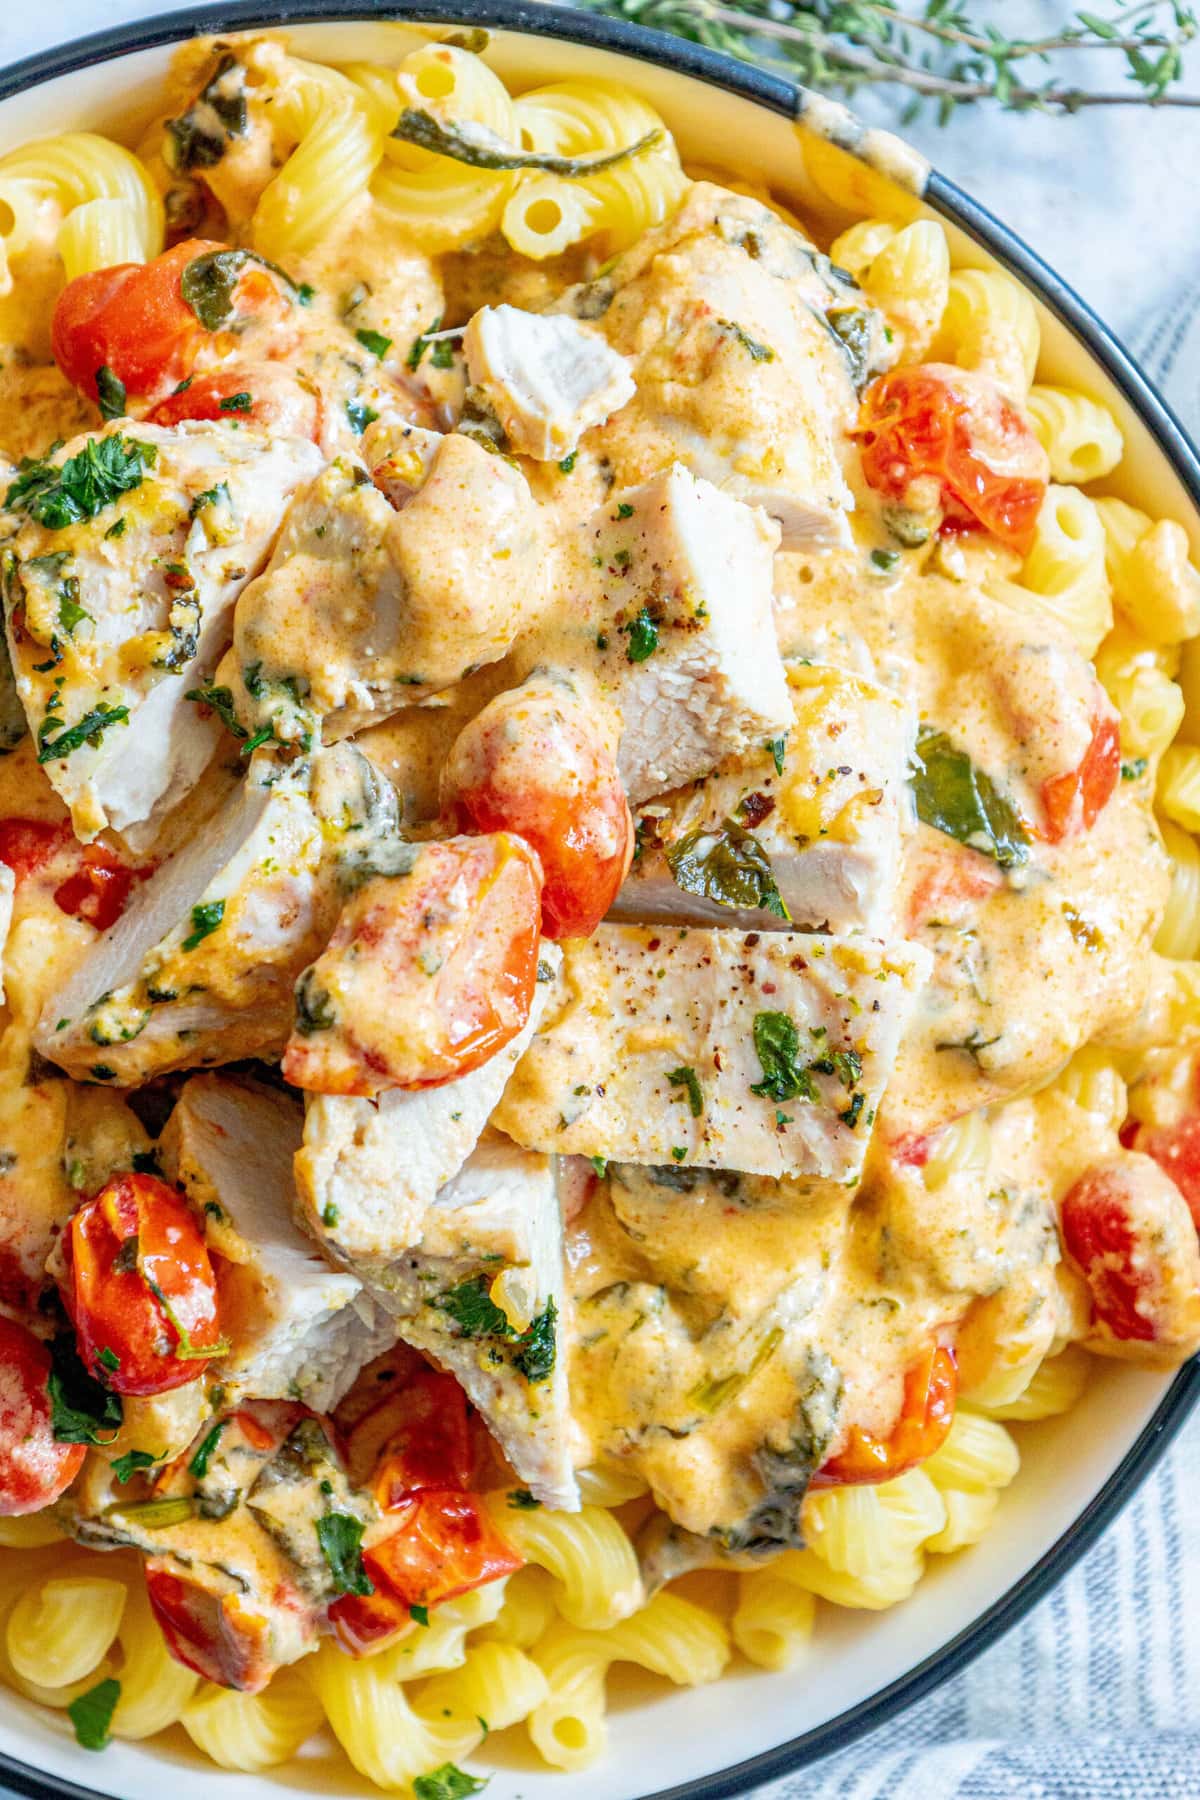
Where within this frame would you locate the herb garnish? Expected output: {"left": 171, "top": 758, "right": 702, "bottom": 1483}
{"left": 180, "top": 248, "right": 296, "bottom": 332}
{"left": 188, "top": 1418, "right": 228, "bottom": 1479}
{"left": 911, "top": 724, "right": 1030, "bottom": 869}
{"left": 112, "top": 1448, "right": 158, "bottom": 1484}
{"left": 667, "top": 1065, "right": 704, "bottom": 1117}
{"left": 718, "top": 319, "right": 775, "bottom": 362}
{"left": 316, "top": 1512, "right": 373, "bottom": 1596}
{"left": 621, "top": 607, "right": 658, "bottom": 662}
{"left": 185, "top": 683, "right": 247, "bottom": 739}
{"left": 37, "top": 701, "right": 129, "bottom": 764}
{"left": 68, "top": 1677, "right": 121, "bottom": 1751}
{"left": 749, "top": 1011, "right": 819, "bottom": 1104}
{"left": 182, "top": 899, "right": 225, "bottom": 951}
{"left": 47, "top": 1332, "right": 123, "bottom": 1445}
{"left": 95, "top": 366, "right": 127, "bottom": 421}
{"left": 165, "top": 53, "right": 247, "bottom": 169}
{"left": 392, "top": 107, "right": 660, "bottom": 175}
{"left": 667, "top": 819, "right": 789, "bottom": 919}
{"left": 6, "top": 434, "right": 156, "bottom": 530}
{"left": 356, "top": 327, "right": 392, "bottom": 360}
{"left": 412, "top": 1765, "right": 489, "bottom": 1800}
{"left": 437, "top": 1277, "right": 558, "bottom": 1383}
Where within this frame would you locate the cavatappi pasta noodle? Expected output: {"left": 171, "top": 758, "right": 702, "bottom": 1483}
{"left": 0, "top": 25, "right": 1197, "bottom": 1798}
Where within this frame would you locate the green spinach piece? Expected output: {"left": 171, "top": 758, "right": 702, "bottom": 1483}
{"left": 316, "top": 1511, "right": 373, "bottom": 1596}
{"left": 67, "top": 1677, "right": 121, "bottom": 1751}
{"left": 37, "top": 701, "right": 129, "bottom": 765}
{"left": 47, "top": 1331, "right": 123, "bottom": 1445}
{"left": 392, "top": 108, "right": 659, "bottom": 176}
{"left": 667, "top": 818, "right": 789, "bottom": 919}
{"left": 749, "top": 1011, "right": 818, "bottom": 1105}
{"left": 911, "top": 724, "right": 1030, "bottom": 869}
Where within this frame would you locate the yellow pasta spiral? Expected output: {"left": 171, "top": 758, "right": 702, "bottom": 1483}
{"left": 0, "top": 132, "right": 163, "bottom": 290}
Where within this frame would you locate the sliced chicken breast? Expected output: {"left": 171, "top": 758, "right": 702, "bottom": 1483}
{"left": 462, "top": 305, "right": 634, "bottom": 461}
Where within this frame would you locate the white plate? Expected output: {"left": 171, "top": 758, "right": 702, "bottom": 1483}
{"left": 0, "top": 9, "right": 1197, "bottom": 1797}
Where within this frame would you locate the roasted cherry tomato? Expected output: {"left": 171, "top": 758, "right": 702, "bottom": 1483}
{"left": 441, "top": 673, "right": 633, "bottom": 940}
{"left": 345, "top": 1369, "right": 473, "bottom": 1504}
{"left": 0, "top": 1316, "right": 86, "bottom": 1514}
{"left": 1040, "top": 712, "right": 1121, "bottom": 843}
{"left": 62, "top": 1172, "right": 223, "bottom": 1394}
{"left": 51, "top": 239, "right": 288, "bottom": 407}
{"left": 282, "top": 832, "right": 544, "bottom": 1096}
{"left": 0, "top": 818, "right": 142, "bottom": 931}
{"left": 1060, "top": 1153, "right": 1200, "bottom": 1349}
{"left": 813, "top": 1344, "right": 957, "bottom": 1487}
{"left": 145, "top": 365, "right": 321, "bottom": 440}
{"left": 1127, "top": 1115, "right": 1200, "bottom": 1232}
{"left": 0, "top": 818, "right": 69, "bottom": 882}
{"left": 856, "top": 363, "right": 1048, "bottom": 555}
{"left": 145, "top": 1564, "right": 282, "bottom": 1693}
{"left": 329, "top": 1490, "right": 521, "bottom": 1654}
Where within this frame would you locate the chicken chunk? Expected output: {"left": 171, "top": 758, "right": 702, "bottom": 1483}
{"left": 364, "top": 1134, "right": 578, "bottom": 1510}
{"left": 556, "top": 183, "right": 868, "bottom": 548}
{"left": 295, "top": 945, "right": 562, "bottom": 1264}
{"left": 612, "top": 662, "right": 915, "bottom": 934}
{"left": 524, "top": 463, "right": 791, "bottom": 804}
{"left": 494, "top": 924, "right": 929, "bottom": 1181}
{"left": 34, "top": 743, "right": 402, "bottom": 1083}
{"left": 225, "top": 433, "right": 548, "bottom": 743}
{"left": 2, "top": 421, "right": 321, "bottom": 843}
{"left": 462, "top": 305, "right": 634, "bottom": 461}
{"left": 160, "top": 1075, "right": 396, "bottom": 1411}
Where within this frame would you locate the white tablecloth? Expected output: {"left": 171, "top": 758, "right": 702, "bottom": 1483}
{"left": 0, "top": 5, "right": 1198, "bottom": 1796}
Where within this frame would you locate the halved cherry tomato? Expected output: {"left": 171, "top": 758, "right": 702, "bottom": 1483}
{"left": 813, "top": 1344, "right": 957, "bottom": 1487}
{"left": 856, "top": 363, "right": 1048, "bottom": 555}
{"left": 62, "top": 1172, "right": 223, "bottom": 1394}
{"left": 441, "top": 673, "right": 633, "bottom": 940}
{"left": 146, "top": 365, "right": 321, "bottom": 440}
{"left": 51, "top": 239, "right": 289, "bottom": 407}
{"left": 282, "top": 832, "right": 544, "bottom": 1096}
{"left": 905, "top": 840, "right": 1003, "bottom": 933}
{"left": 145, "top": 1564, "right": 282, "bottom": 1693}
{"left": 335, "top": 1490, "right": 522, "bottom": 1648}
{"left": 1040, "top": 711, "right": 1121, "bottom": 843}
{"left": 326, "top": 1581, "right": 417, "bottom": 1657}
{"left": 1061, "top": 1153, "right": 1200, "bottom": 1348}
{"left": 1127, "top": 1115, "right": 1200, "bottom": 1232}
{"left": 0, "top": 1316, "right": 86, "bottom": 1515}
{"left": 0, "top": 818, "right": 69, "bottom": 882}
{"left": 345, "top": 1368, "right": 473, "bottom": 1503}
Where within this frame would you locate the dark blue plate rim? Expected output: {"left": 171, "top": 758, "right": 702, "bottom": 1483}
{"left": 0, "top": 5, "right": 1196, "bottom": 1797}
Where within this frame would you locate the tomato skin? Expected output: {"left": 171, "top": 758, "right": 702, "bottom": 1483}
{"left": 63, "top": 1173, "right": 222, "bottom": 1394}
{"left": 345, "top": 1369, "right": 473, "bottom": 1504}
{"left": 0, "top": 818, "right": 143, "bottom": 931}
{"left": 282, "top": 833, "right": 545, "bottom": 1096}
{"left": 813, "top": 1345, "right": 957, "bottom": 1487}
{"left": 857, "top": 363, "right": 1048, "bottom": 555}
{"left": 145, "top": 1564, "right": 281, "bottom": 1693}
{"left": 1040, "top": 711, "right": 1121, "bottom": 844}
{"left": 146, "top": 365, "right": 320, "bottom": 440}
{"left": 0, "top": 1316, "right": 86, "bottom": 1515}
{"left": 442, "top": 675, "right": 633, "bottom": 940}
{"left": 1061, "top": 1154, "right": 1200, "bottom": 1348}
{"left": 0, "top": 818, "right": 69, "bottom": 883}
{"left": 1128, "top": 1116, "right": 1200, "bottom": 1231}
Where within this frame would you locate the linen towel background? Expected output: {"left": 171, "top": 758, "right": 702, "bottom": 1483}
{"left": 0, "top": 5, "right": 1198, "bottom": 1796}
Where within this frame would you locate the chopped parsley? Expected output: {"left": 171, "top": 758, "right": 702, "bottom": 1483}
{"left": 57, "top": 581, "right": 91, "bottom": 636}
{"left": 95, "top": 365, "right": 127, "bottom": 421}
{"left": 297, "top": 282, "right": 317, "bottom": 305}
{"left": 667, "top": 1065, "right": 704, "bottom": 1117}
{"left": 346, "top": 397, "right": 380, "bottom": 435}
{"left": 112, "top": 1449, "right": 158, "bottom": 1484}
{"left": 513, "top": 1298, "right": 557, "bottom": 1384}
{"left": 316, "top": 1511, "right": 373, "bottom": 1596}
{"left": 37, "top": 700, "right": 129, "bottom": 764}
{"left": 621, "top": 607, "right": 658, "bottom": 663}
{"left": 67, "top": 1677, "right": 121, "bottom": 1752}
{"left": 182, "top": 899, "right": 225, "bottom": 951}
{"left": 749, "top": 1012, "right": 818, "bottom": 1105}
{"left": 322, "top": 1203, "right": 340, "bottom": 1229}
{"left": 589, "top": 1156, "right": 609, "bottom": 1178}
{"left": 185, "top": 683, "right": 246, "bottom": 738}
{"left": 767, "top": 735, "right": 787, "bottom": 777}
{"left": 869, "top": 547, "right": 900, "bottom": 572}
{"left": 218, "top": 390, "right": 252, "bottom": 413}
{"left": 6, "top": 433, "right": 156, "bottom": 530}
{"left": 355, "top": 327, "right": 392, "bottom": 360}
{"left": 406, "top": 316, "right": 456, "bottom": 371}
{"left": 96, "top": 1347, "right": 120, "bottom": 1374}
{"left": 188, "top": 1418, "right": 229, "bottom": 1479}
{"left": 558, "top": 451, "right": 577, "bottom": 474}
{"left": 412, "top": 1766, "right": 489, "bottom": 1800}
{"left": 508, "top": 1489, "right": 541, "bottom": 1510}
{"left": 410, "top": 1603, "right": 430, "bottom": 1626}
{"left": 437, "top": 1278, "right": 557, "bottom": 1383}
{"left": 1121, "top": 757, "right": 1148, "bottom": 781}
{"left": 616, "top": 501, "right": 634, "bottom": 519}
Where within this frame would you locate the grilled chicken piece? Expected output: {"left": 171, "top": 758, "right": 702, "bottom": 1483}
{"left": 522, "top": 462, "right": 791, "bottom": 805}
{"left": 360, "top": 1134, "right": 578, "bottom": 1510}
{"left": 555, "top": 183, "right": 871, "bottom": 548}
{"left": 34, "top": 743, "right": 403, "bottom": 1083}
{"left": 295, "top": 946, "right": 562, "bottom": 1264}
{"left": 494, "top": 924, "right": 930, "bottom": 1182}
{"left": 225, "top": 433, "right": 548, "bottom": 744}
{"left": 160, "top": 1074, "right": 396, "bottom": 1411}
{"left": 612, "top": 662, "right": 915, "bottom": 935}
{"left": 461, "top": 305, "right": 634, "bottom": 462}
{"left": 2, "top": 421, "right": 321, "bottom": 844}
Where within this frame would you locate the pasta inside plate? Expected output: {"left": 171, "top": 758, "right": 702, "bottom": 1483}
{"left": 0, "top": 23, "right": 1196, "bottom": 1796}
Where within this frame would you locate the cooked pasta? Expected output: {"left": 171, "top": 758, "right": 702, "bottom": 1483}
{"left": 0, "top": 23, "right": 1194, "bottom": 1798}
{"left": 1026, "top": 386, "right": 1124, "bottom": 485}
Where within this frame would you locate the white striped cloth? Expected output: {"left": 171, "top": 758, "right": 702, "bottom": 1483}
{"left": 757, "top": 308, "right": 1200, "bottom": 1800}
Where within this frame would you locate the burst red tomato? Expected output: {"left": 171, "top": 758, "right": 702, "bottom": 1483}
{"left": 345, "top": 1368, "right": 473, "bottom": 1503}
{"left": 328, "top": 1490, "right": 522, "bottom": 1655}
{"left": 0, "top": 818, "right": 68, "bottom": 882}
{"left": 62, "top": 1172, "right": 223, "bottom": 1394}
{"left": 145, "top": 1564, "right": 282, "bottom": 1693}
{"left": 857, "top": 363, "right": 1048, "bottom": 555}
{"left": 1040, "top": 712, "right": 1121, "bottom": 843}
{"left": 0, "top": 817, "right": 142, "bottom": 931}
{"left": 145, "top": 365, "right": 321, "bottom": 440}
{"left": 0, "top": 1316, "right": 86, "bottom": 1515}
{"left": 441, "top": 673, "right": 633, "bottom": 940}
{"left": 1127, "top": 1115, "right": 1200, "bottom": 1232}
{"left": 51, "top": 239, "right": 289, "bottom": 407}
{"left": 1061, "top": 1154, "right": 1200, "bottom": 1348}
{"left": 813, "top": 1344, "right": 957, "bottom": 1487}
{"left": 282, "top": 832, "right": 544, "bottom": 1096}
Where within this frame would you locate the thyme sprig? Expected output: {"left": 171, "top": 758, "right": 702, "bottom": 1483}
{"left": 578, "top": 0, "right": 1197, "bottom": 119}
